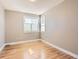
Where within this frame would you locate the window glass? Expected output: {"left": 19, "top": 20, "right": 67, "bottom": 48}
{"left": 41, "top": 15, "right": 45, "bottom": 32}
{"left": 24, "top": 16, "right": 39, "bottom": 33}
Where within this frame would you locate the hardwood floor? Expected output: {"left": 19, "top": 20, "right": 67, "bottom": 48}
{"left": 0, "top": 41, "right": 76, "bottom": 59}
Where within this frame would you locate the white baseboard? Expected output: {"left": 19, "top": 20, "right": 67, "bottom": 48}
{"left": 6, "top": 39, "right": 41, "bottom": 45}
{"left": 0, "top": 39, "right": 41, "bottom": 53}
{"left": 0, "top": 44, "right": 6, "bottom": 53}
{"left": 41, "top": 40, "right": 78, "bottom": 58}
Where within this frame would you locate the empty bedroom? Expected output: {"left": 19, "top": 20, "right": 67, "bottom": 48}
{"left": 0, "top": 0, "right": 78, "bottom": 59}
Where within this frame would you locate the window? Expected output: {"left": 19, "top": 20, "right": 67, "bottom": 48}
{"left": 41, "top": 15, "right": 45, "bottom": 32}
{"left": 24, "top": 16, "right": 39, "bottom": 33}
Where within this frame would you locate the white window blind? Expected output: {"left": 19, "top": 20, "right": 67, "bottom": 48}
{"left": 24, "top": 16, "right": 39, "bottom": 33}
{"left": 41, "top": 15, "right": 45, "bottom": 32}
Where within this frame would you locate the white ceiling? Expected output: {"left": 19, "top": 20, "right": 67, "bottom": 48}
{"left": 0, "top": 0, "right": 64, "bottom": 15}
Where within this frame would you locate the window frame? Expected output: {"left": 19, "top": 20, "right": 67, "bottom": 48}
{"left": 23, "top": 16, "right": 39, "bottom": 33}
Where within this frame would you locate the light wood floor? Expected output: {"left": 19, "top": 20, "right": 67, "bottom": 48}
{"left": 0, "top": 41, "right": 76, "bottom": 59}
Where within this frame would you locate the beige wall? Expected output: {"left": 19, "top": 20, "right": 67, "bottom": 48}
{"left": 0, "top": 3, "right": 5, "bottom": 48}
{"left": 5, "top": 10, "right": 40, "bottom": 43}
{"left": 41, "top": 0, "right": 78, "bottom": 54}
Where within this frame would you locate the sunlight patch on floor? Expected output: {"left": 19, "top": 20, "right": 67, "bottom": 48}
{"left": 24, "top": 48, "right": 45, "bottom": 59}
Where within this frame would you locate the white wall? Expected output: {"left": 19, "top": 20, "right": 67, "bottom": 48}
{"left": 0, "top": 4, "right": 5, "bottom": 48}
{"left": 41, "top": 0, "right": 78, "bottom": 54}
{"left": 5, "top": 10, "right": 40, "bottom": 43}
